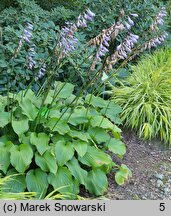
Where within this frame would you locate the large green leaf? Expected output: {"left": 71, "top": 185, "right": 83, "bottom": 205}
{"left": 30, "top": 132, "right": 50, "bottom": 155}
{"left": 66, "top": 157, "right": 87, "bottom": 185}
{"left": 16, "top": 89, "right": 39, "bottom": 106}
{"left": 85, "top": 169, "right": 108, "bottom": 196}
{"left": 12, "top": 118, "right": 29, "bottom": 136}
{"left": 115, "top": 164, "right": 132, "bottom": 185}
{"left": 67, "top": 107, "right": 89, "bottom": 126}
{"left": 68, "top": 130, "right": 88, "bottom": 142}
{"left": 48, "top": 167, "right": 79, "bottom": 194}
{"left": 0, "top": 141, "right": 13, "bottom": 173}
{"left": 72, "top": 140, "right": 88, "bottom": 157}
{"left": 90, "top": 115, "right": 115, "bottom": 130}
{"left": 85, "top": 94, "right": 107, "bottom": 108}
{"left": 45, "top": 118, "right": 70, "bottom": 135}
{"left": 0, "top": 95, "right": 7, "bottom": 111}
{"left": 19, "top": 98, "right": 38, "bottom": 120}
{"left": 0, "top": 112, "right": 10, "bottom": 128}
{"left": 101, "top": 105, "right": 122, "bottom": 125}
{"left": 78, "top": 146, "right": 112, "bottom": 168}
{"left": 26, "top": 169, "right": 48, "bottom": 198}
{"left": 35, "top": 151, "right": 57, "bottom": 174}
{"left": 53, "top": 81, "right": 74, "bottom": 99}
{"left": 54, "top": 141, "right": 74, "bottom": 166}
{"left": 10, "top": 144, "right": 33, "bottom": 173}
{"left": 108, "top": 138, "right": 126, "bottom": 157}
{"left": 3, "top": 169, "right": 26, "bottom": 193}
{"left": 87, "top": 127, "right": 110, "bottom": 144}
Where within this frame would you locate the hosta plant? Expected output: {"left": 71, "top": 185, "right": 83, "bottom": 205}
{"left": 112, "top": 48, "right": 171, "bottom": 146}
{"left": 0, "top": 175, "right": 36, "bottom": 200}
{"left": 0, "top": 81, "right": 131, "bottom": 198}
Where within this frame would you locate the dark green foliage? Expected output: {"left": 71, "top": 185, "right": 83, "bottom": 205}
{"left": 0, "top": 81, "right": 131, "bottom": 198}
{"left": 0, "top": 0, "right": 169, "bottom": 94}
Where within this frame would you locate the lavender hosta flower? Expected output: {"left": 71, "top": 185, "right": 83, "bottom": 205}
{"left": 35, "top": 64, "right": 46, "bottom": 81}
{"left": 59, "top": 24, "right": 78, "bottom": 54}
{"left": 130, "top": 13, "right": 138, "bottom": 17}
{"left": 117, "top": 33, "right": 139, "bottom": 60}
{"left": 155, "top": 7, "right": 167, "bottom": 26}
{"left": 14, "top": 22, "right": 34, "bottom": 58}
{"left": 124, "top": 13, "right": 138, "bottom": 30}
{"left": 27, "top": 45, "right": 36, "bottom": 70}
{"left": 147, "top": 32, "right": 168, "bottom": 49}
{"left": 76, "top": 8, "right": 95, "bottom": 28}
{"left": 127, "top": 16, "right": 134, "bottom": 26}
{"left": 124, "top": 21, "right": 131, "bottom": 30}
{"left": 95, "top": 34, "right": 110, "bottom": 61}
{"left": 86, "top": 8, "right": 95, "bottom": 18}
{"left": 57, "top": 8, "right": 95, "bottom": 59}
{"left": 20, "top": 22, "right": 33, "bottom": 44}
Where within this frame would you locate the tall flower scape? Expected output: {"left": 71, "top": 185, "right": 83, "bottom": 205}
{"left": 16, "top": 7, "right": 168, "bottom": 81}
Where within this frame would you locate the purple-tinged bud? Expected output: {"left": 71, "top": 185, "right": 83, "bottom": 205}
{"left": 127, "top": 16, "right": 134, "bottom": 26}
{"left": 104, "top": 35, "right": 111, "bottom": 42}
{"left": 130, "top": 13, "right": 138, "bottom": 17}
{"left": 86, "top": 8, "right": 95, "bottom": 18}
{"left": 130, "top": 33, "right": 139, "bottom": 40}
{"left": 100, "top": 44, "right": 109, "bottom": 52}
{"left": 103, "top": 39, "right": 109, "bottom": 47}
{"left": 99, "top": 50, "right": 106, "bottom": 57}
{"left": 124, "top": 21, "right": 131, "bottom": 30}
{"left": 116, "top": 44, "right": 122, "bottom": 51}
{"left": 84, "top": 13, "right": 93, "bottom": 21}
{"left": 124, "top": 45, "right": 132, "bottom": 53}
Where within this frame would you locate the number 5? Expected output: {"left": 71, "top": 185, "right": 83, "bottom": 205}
{"left": 159, "top": 203, "right": 165, "bottom": 211}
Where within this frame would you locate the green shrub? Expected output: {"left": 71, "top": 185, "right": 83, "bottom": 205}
{"left": 0, "top": 81, "right": 131, "bottom": 198}
{"left": 112, "top": 48, "right": 171, "bottom": 145}
{"left": 0, "top": 0, "right": 169, "bottom": 95}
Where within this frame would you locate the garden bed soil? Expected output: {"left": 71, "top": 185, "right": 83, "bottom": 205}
{"left": 107, "top": 129, "right": 171, "bottom": 200}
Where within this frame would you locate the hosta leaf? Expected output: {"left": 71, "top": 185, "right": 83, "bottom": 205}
{"left": 54, "top": 140, "right": 74, "bottom": 166}
{"left": 101, "top": 106, "right": 122, "bottom": 124}
{"left": 0, "top": 141, "right": 13, "bottom": 173}
{"left": 12, "top": 118, "right": 29, "bottom": 136}
{"left": 115, "top": 164, "right": 132, "bottom": 185}
{"left": 0, "top": 112, "right": 10, "bottom": 128}
{"left": 68, "top": 130, "right": 88, "bottom": 142}
{"left": 45, "top": 118, "right": 70, "bottom": 135}
{"left": 87, "top": 127, "right": 110, "bottom": 144}
{"left": 35, "top": 151, "right": 57, "bottom": 174}
{"left": 3, "top": 169, "right": 26, "bottom": 193}
{"left": 78, "top": 146, "right": 112, "bottom": 168}
{"left": 54, "top": 82, "right": 74, "bottom": 99}
{"left": 0, "top": 95, "right": 7, "bottom": 111}
{"left": 108, "top": 138, "right": 126, "bottom": 157}
{"left": 72, "top": 140, "right": 88, "bottom": 157}
{"left": 26, "top": 169, "right": 48, "bottom": 198}
{"left": 67, "top": 107, "right": 89, "bottom": 126}
{"left": 90, "top": 115, "right": 115, "bottom": 130}
{"left": 85, "top": 94, "right": 107, "bottom": 108}
{"left": 48, "top": 167, "right": 79, "bottom": 194}
{"left": 66, "top": 157, "right": 88, "bottom": 185}
{"left": 85, "top": 169, "right": 108, "bottom": 196}
{"left": 10, "top": 144, "right": 33, "bottom": 173}
{"left": 30, "top": 132, "right": 50, "bottom": 155}
{"left": 19, "top": 98, "right": 38, "bottom": 120}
